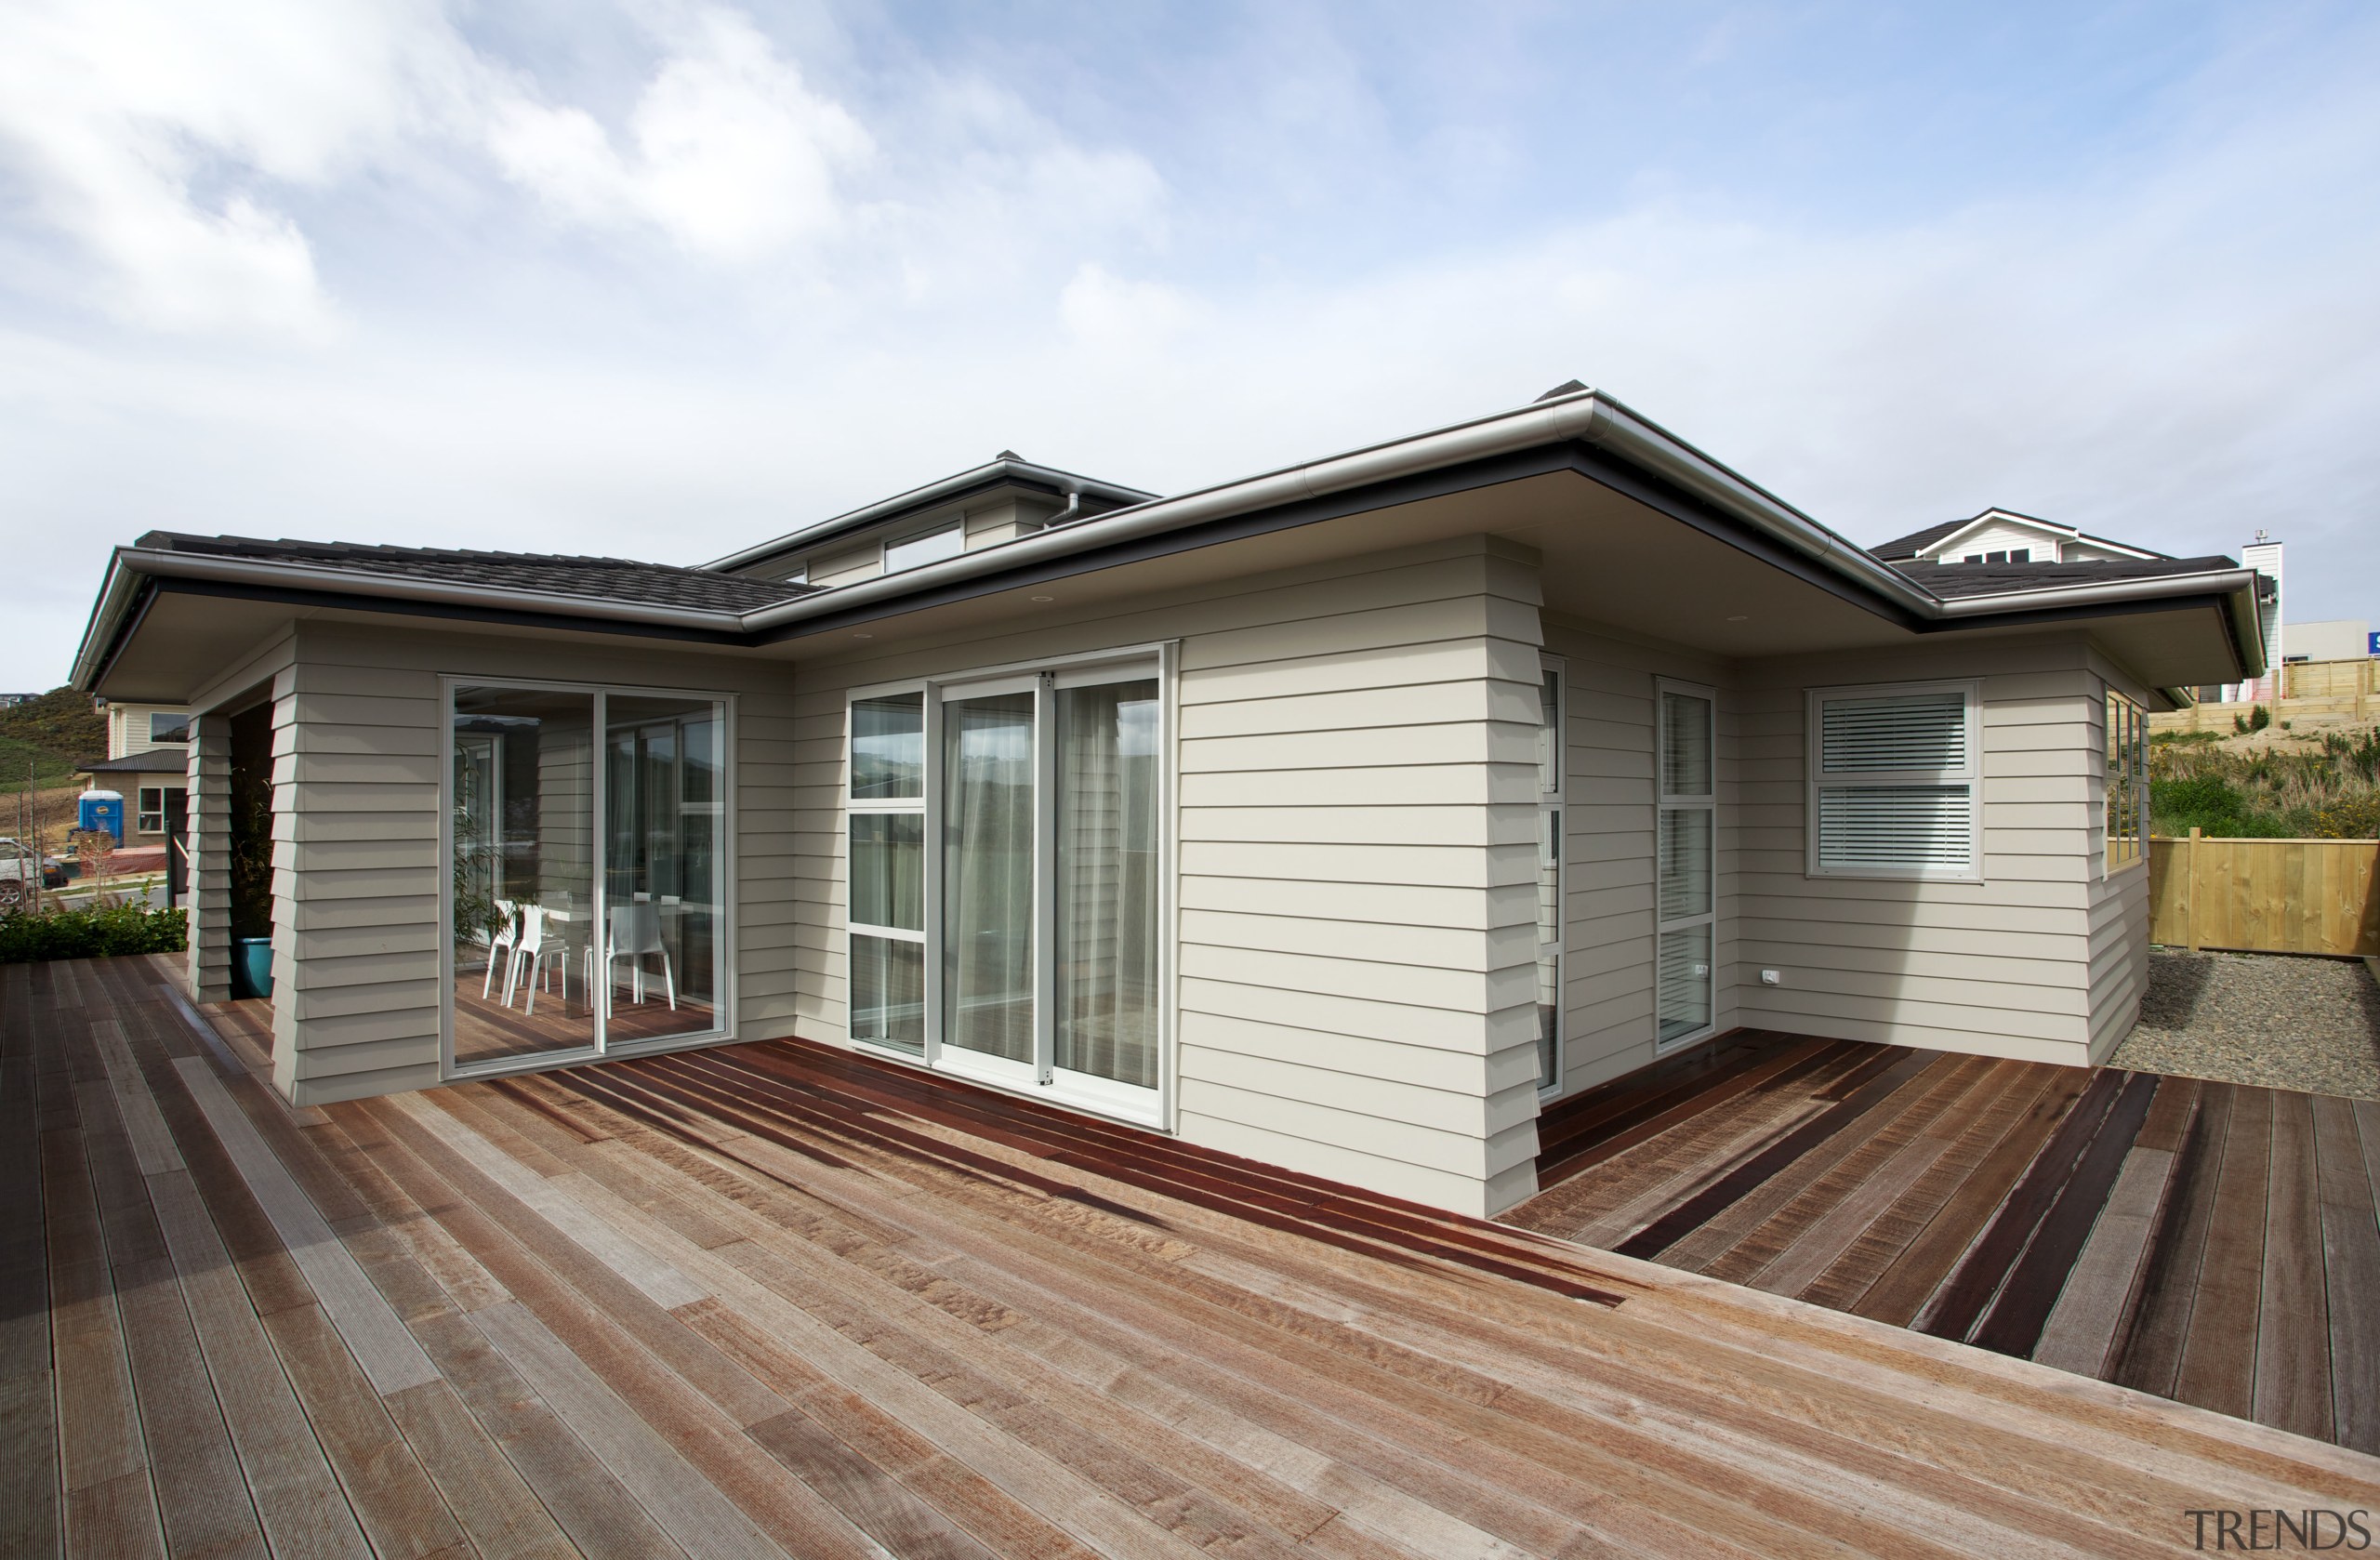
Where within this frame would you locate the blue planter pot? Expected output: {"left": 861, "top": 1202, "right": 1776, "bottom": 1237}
{"left": 231, "top": 936, "right": 274, "bottom": 1000}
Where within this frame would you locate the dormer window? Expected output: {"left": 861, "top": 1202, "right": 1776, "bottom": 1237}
{"left": 1964, "top": 554, "right": 1983, "bottom": 563}
{"left": 884, "top": 520, "right": 964, "bottom": 574}
{"left": 2009, "top": 549, "right": 2030, "bottom": 562}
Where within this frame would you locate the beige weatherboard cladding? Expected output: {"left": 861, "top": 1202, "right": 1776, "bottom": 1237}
{"left": 796, "top": 535, "right": 1546, "bottom": 1216}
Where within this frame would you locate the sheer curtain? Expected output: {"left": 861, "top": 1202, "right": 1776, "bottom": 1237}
{"left": 1055, "top": 680, "right": 1158, "bottom": 1087}
{"left": 943, "top": 692, "right": 1036, "bottom": 1062}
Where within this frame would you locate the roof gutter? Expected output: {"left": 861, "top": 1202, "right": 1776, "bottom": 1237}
{"left": 706, "top": 458, "right": 1158, "bottom": 573}
{"left": 731, "top": 390, "right": 1946, "bottom": 636}
{"left": 73, "top": 387, "right": 2270, "bottom": 688}
{"left": 70, "top": 545, "right": 748, "bottom": 690}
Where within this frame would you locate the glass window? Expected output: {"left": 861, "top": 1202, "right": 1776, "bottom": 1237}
{"left": 885, "top": 522, "right": 964, "bottom": 574}
{"left": 853, "top": 693, "right": 923, "bottom": 800}
{"left": 1054, "top": 679, "right": 1160, "bottom": 1090}
{"left": 150, "top": 712, "right": 191, "bottom": 743}
{"left": 943, "top": 690, "right": 1037, "bottom": 1064}
{"left": 846, "top": 656, "right": 1166, "bottom": 1117}
{"left": 447, "top": 683, "right": 729, "bottom": 1075}
{"left": 1807, "top": 681, "right": 1979, "bottom": 880}
{"left": 138, "top": 786, "right": 165, "bottom": 832}
{"left": 1658, "top": 684, "right": 1716, "bottom": 1050}
{"left": 2107, "top": 690, "right": 2147, "bottom": 871}
{"left": 1537, "top": 657, "right": 1564, "bottom": 1091}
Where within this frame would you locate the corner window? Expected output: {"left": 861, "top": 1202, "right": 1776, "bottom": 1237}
{"left": 150, "top": 712, "right": 190, "bottom": 743}
{"left": 883, "top": 520, "right": 964, "bottom": 574}
{"left": 1536, "top": 659, "right": 1564, "bottom": 1092}
{"left": 846, "top": 650, "right": 1168, "bottom": 1123}
{"left": 1657, "top": 681, "right": 1716, "bottom": 1050}
{"left": 445, "top": 681, "right": 732, "bottom": 1075}
{"left": 2107, "top": 690, "right": 2146, "bottom": 872}
{"left": 1806, "top": 681, "right": 1982, "bottom": 881}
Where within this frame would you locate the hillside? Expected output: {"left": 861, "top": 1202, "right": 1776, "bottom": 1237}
{"left": 0, "top": 688, "right": 106, "bottom": 791}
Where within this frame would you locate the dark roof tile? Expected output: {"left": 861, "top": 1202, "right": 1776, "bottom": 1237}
{"left": 1869, "top": 520, "right": 1970, "bottom": 560}
{"left": 1893, "top": 556, "right": 2241, "bottom": 599}
{"left": 136, "top": 532, "right": 809, "bottom": 615}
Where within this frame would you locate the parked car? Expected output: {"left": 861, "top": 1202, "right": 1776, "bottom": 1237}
{"left": 0, "top": 838, "right": 69, "bottom": 906}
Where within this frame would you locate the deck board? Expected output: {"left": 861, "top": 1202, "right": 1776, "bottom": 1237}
{"left": 5, "top": 958, "right": 2373, "bottom": 1560}
{"left": 1509, "top": 1028, "right": 2380, "bottom": 1452}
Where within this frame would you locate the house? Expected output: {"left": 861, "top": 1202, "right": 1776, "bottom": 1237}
{"left": 68, "top": 386, "right": 2266, "bottom": 1218}
{"left": 78, "top": 697, "right": 192, "bottom": 839}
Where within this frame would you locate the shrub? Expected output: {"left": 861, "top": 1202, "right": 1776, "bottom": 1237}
{"left": 2249, "top": 703, "right": 2272, "bottom": 733}
{"left": 2149, "top": 774, "right": 2299, "bottom": 838}
{"left": 2309, "top": 794, "right": 2380, "bottom": 839}
{"left": 0, "top": 904, "right": 188, "bottom": 963}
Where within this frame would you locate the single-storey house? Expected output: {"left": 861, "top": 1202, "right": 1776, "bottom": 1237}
{"left": 70, "top": 386, "right": 2265, "bottom": 1217}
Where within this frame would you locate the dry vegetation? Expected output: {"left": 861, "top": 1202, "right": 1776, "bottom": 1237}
{"left": 2150, "top": 725, "right": 2380, "bottom": 838}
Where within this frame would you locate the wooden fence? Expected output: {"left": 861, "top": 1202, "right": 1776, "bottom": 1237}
{"left": 2148, "top": 831, "right": 2380, "bottom": 956}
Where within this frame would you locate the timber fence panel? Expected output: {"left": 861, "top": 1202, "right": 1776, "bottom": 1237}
{"left": 2148, "top": 834, "right": 2380, "bottom": 957}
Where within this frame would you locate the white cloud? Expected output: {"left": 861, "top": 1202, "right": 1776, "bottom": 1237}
{"left": 0, "top": 0, "right": 474, "bottom": 335}
{"left": 486, "top": 8, "right": 870, "bottom": 262}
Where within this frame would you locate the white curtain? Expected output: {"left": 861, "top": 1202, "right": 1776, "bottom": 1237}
{"left": 1055, "top": 680, "right": 1158, "bottom": 1087}
{"left": 943, "top": 693, "right": 1036, "bottom": 1062}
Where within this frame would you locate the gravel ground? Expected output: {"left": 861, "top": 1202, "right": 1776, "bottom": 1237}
{"left": 2109, "top": 949, "right": 2380, "bottom": 1100}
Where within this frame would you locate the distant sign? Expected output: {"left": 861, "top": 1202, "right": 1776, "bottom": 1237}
{"left": 2372, "top": 631, "right": 2380, "bottom": 656}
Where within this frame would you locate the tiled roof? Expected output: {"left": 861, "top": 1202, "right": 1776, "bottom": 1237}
{"left": 1869, "top": 520, "right": 1970, "bottom": 561}
{"left": 135, "top": 532, "right": 811, "bottom": 615}
{"left": 79, "top": 749, "right": 189, "bottom": 774}
{"left": 1893, "top": 556, "right": 2241, "bottom": 599}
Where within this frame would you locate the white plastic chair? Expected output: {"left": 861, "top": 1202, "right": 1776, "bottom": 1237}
{"left": 588, "top": 901, "right": 675, "bottom": 1016}
{"left": 480, "top": 898, "right": 519, "bottom": 998}
{"left": 506, "top": 906, "right": 571, "bottom": 1013}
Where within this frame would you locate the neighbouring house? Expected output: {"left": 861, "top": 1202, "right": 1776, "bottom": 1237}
{"left": 68, "top": 386, "right": 2266, "bottom": 1217}
{"left": 78, "top": 698, "right": 192, "bottom": 840}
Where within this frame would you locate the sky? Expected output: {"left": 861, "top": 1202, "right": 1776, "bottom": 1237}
{"left": 3, "top": 0, "right": 2376, "bottom": 691}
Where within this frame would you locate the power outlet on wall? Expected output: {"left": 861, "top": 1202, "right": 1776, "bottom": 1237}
{"left": 1759, "top": 969, "right": 1783, "bottom": 986}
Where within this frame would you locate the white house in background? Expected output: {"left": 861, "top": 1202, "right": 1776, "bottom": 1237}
{"left": 1869, "top": 509, "right": 2167, "bottom": 567}
{"left": 81, "top": 699, "right": 192, "bottom": 839}
{"left": 68, "top": 386, "right": 2268, "bottom": 1217}
{"left": 2286, "top": 620, "right": 2373, "bottom": 662}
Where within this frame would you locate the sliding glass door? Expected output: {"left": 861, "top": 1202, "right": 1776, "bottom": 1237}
{"left": 446, "top": 680, "right": 731, "bottom": 1075}
{"left": 848, "top": 653, "right": 1167, "bottom": 1121}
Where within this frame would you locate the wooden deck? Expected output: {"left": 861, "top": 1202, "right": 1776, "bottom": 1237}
{"left": 8, "top": 960, "right": 2377, "bottom": 1559}
{"left": 1504, "top": 1031, "right": 2380, "bottom": 1455}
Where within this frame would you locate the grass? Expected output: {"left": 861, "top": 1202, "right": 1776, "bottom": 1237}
{"left": 2150, "top": 725, "right": 2380, "bottom": 838}
{"left": 0, "top": 733, "right": 78, "bottom": 792}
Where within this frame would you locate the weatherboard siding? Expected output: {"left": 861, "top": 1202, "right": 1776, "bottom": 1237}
{"left": 1540, "top": 618, "right": 1741, "bottom": 1100}
{"left": 252, "top": 622, "right": 800, "bottom": 1106}
{"left": 2086, "top": 649, "right": 2156, "bottom": 1062}
{"left": 791, "top": 535, "right": 1545, "bottom": 1216}
{"left": 1733, "top": 636, "right": 2108, "bottom": 1066}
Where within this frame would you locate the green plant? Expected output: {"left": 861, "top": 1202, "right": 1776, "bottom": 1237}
{"left": 2249, "top": 703, "right": 2271, "bottom": 733}
{"left": 2147, "top": 723, "right": 2380, "bottom": 837}
{"left": 0, "top": 904, "right": 186, "bottom": 963}
{"left": 228, "top": 748, "right": 273, "bottom": 939}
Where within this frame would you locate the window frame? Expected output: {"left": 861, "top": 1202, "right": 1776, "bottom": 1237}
{"left": 1536, "top": 654, "right": 1566, "bottom": 1097}
{"left": 843, "top": 640, "right": 1177, "bottom": 1130}
{"left": 881, "top": 518, "right": 965, "bottom": 575}
{"left": 435, "top": 674, "right": 740, "bottom": 1082}
{"left": 1804, "top": 678, "right": 1985, "bottom": 884}
{"left": 2105, "top": 688, "right": 2148, "bottom": 875}
{"left": 137, "top": 786, "right": 165, "bottom": 833}
{"left": 845, "top": 688, "right": 929, "bottom": 1058}
{"left": 149, "top": 712, "right": 191, "bottom": 744}
{"left": 1656, "top": 677, "right": 1719, "bottom": 1053}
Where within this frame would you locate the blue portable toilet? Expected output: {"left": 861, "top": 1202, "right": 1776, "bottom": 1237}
{"left": 79, "top": 789, "right": 126, "bottom": 842}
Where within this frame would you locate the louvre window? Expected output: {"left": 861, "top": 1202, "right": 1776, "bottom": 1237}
{"left": 1806, "top": 681, "right": 1981, "bottom": 880}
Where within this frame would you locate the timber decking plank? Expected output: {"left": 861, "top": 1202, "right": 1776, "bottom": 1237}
{"left": 1535, "top": 1037, "right": 1850, "bottom": 1184}
{"left": 1917, "top": 1067, "right": 2128, "bottom": 1342}
{"left": 2253, "top": 1091, "right": 2333, "bottom": 1441}
{"left": 0, "top": 1006, "right": 64, "bottom": 1560}
{"left": 258, "top": 1300, "right": 472, "bottom": 1560}
{"left": 2110, "top": 1083, "right": 2232, "bottom": 1399}
{"left": 1970, "top": 1071, "right": 2163, "bottom": 1358}
{"left": 171, "top": 1056, "right": 442, "bottom": 1395}
{"left": 2312, "top": 1096, "right": 2380, "bottom": 1455}
{"left": 379, "top": 1379, "right": 580, "bottom": 1560}
{"left": 2029, "top": 1145, "right": 2178, "bottom": 1379}
{"left": 1799, "top": 1060, "right": 2045, "bottom": 1313}
{"left": 2173, "top": 1085, "right": 2274, "bottom": 1422}
{"left": 1532, "top": 1030, "right": 1809, "bottom": 1162}
{"left": 355, "top": 1100, "right": 907, "bottom": 1560}
{"left": 1616, "top": 1047, "right": 1933, "bottom": 1260}
{"left": 1727, "top": 1055, "right": 1999, "bottom": 1294}
{"left": 41, "top": 1059, "right": 151, "bottom": 1502}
